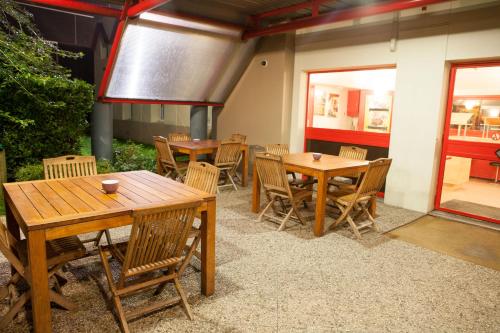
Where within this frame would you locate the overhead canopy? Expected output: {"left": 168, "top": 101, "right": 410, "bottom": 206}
{"left": 104, "top": 12, "right": 257, "bottom": 104}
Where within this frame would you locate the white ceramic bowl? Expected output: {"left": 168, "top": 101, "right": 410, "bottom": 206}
{"left": 312, "top": 152, "right": 322, "bottom": 161}
{"left": 102, "top": 179, "right": 119, "bottom": 194}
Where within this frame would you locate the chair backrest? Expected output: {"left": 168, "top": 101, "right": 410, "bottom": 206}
{"left": 120, "top": 200, "right": 201, "bottom": 283}
{"left": 355, "top": 158, "right": 392, "bottom": 199}
{"left": 0, "top": 222, "right": 25, "bottom": 277}
{"left": 184, "top": 162, "right": 220, "bottom": 195}
{"left": 214, "top": 140, "right": 241, "bottom": 167}
{"left": 265, "top": 144, "right": 290, "bottom": 156}
{"left": 43, "top": 155, "right": 97, "bottom": 180}
{"left": 168, "top": 132, "right": 191, "bottom": 142}
{"left": 254, "top": 152, "right": 291, "bottom": 197}
{"left": 339, "top": 146, "right": 368, "bottom": 161}
{"left": 230, "top": 133, "right": 247, "bottom": 144}
{"left": 153, "top": 136, "right": 177, "bottom": 170}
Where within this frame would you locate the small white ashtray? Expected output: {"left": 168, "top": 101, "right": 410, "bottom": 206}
{"left": 102, "top": 179, "right": 119, "bottom": 194}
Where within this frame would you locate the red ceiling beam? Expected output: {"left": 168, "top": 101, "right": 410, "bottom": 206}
{"left": 127, "top": 0, "right": 171, "bottom": 18}
{"left": 22, "top": 0, "right": 121, "bottom": 18}
{"left": 243, "top": 0, "right": 450, "bottom": 39}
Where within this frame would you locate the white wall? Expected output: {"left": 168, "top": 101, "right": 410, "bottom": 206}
{"left": 290, "top": 1, "right": 500, "bottom": 213}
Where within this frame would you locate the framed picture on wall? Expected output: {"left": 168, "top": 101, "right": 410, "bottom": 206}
{"left": 313, "top": 88, "right": 325, "bottom": 116}
{"left": 364, "top": 93, "right": 392, "bottom": 132}
{"left": 326, "top": 93, "right": 339, "bottom": 118}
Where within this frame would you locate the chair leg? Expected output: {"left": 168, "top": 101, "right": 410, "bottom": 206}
{"left": 277, "top": 207, "right": 294, "bottom": 231}
{"left": 226, "top": 170, "right": 238, "bottom": 191}
{"left": 346, "top": 214, "right": 363, "bottom": 239}
{"left": 292, "top": 202, "right": 307, "bottom": 225}
{"left": 257, "top": 200, "right": 274, "bottom": 222}
{"left": 174, "top": 277, "right": 193, "bottom": 320}
{"left": 178, "top": 234, "right": 201, "bottom": 276}
{"left": 113, "top": 295, "right": 130, "bottom": 333}
{"left": 362, "top": 206, "right": 380, "bottom": 232}
{"left": 49, "top": 290, "right": 78, "bottom": 311}
{"left": 0, "top": 290, "right": 31, "bottom": 330}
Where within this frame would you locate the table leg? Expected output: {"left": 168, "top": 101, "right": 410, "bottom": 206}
{"left": 189, "top": 151, "right": 197, "bottom": 162}
{"left": 241, "top": 147, "right": 249, "bottom": 187}
{"left": 201, "top": 200, "right": 216, "bottom": 296}
{"left": 28, "top": 229, "right": 51, "bottom": 333}
{"left": 251, "top": 161, "right": 261, "bottom": 213}
{"left": 314, "top": 172, "right": 327, "bottom": 237}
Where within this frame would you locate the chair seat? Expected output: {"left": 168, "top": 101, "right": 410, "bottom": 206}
{"left": 290, "top": 187, "right": 313, "bottom": 202}
{"left": 327, "top": 190, "right": 372, "bottom": 206}
{"left": 16, "top": 236, "right": 86, "bottom": 267}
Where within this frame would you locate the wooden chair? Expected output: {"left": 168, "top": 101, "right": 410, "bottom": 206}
{"left": 213, "top": 140, "right": 241, "bottom": 192}
{"left": 329, "top": 146, "right": 368, "bottom": 190}
{"left": 265, "top": 144, "right": 312, "bottom": 189}
{"left": 98, "top": 200, "right": 201, "bottom": 333}
{"left": 178, "top": 162, "right": 220, "bottom": 276}
{"left": 0, "top": 222, "right": 86, "bottom": 329}
{"left": 43, "top": 155, "right": 112, "bottom": 247}
{"left": 254, "top": 153, "right": 312, "bottom": 231}
{"left": 229, "top": 134, "right": 247, "bottom": 184}
{"left": 167, "top": 132, "right": 191, "bottom": 142}
{"left": 153, "top": 136, "right": 188, "bottom": 181}
{"left": 327, "top": 158, "right": 392, "bottom": 239}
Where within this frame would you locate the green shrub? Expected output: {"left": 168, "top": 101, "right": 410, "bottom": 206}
{"left": 112, "top": 141, "right": 156, "bottom": 172}
{"left": 0, "top": 1, "right": 94, "bottom": 180}
{"left": 15, "top": 163, "right": 44, "bottom": 181}
{"left": 96, "top": 159, "right": 115, "bottom": 174}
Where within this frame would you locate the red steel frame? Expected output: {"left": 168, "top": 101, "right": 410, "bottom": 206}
{"left": 303, "top": 65, "right": 396, "bottom": 152}
{"left": 434, "top": 61, "right": 500, "bottom": 224}
{"left": 243, "top": 0, "right": 449, "bottom": 40}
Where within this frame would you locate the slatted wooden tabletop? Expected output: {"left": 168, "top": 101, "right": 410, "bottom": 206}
{"left": 3, "top": 170, "right": 214, "bottom": 232}
{"left": 3, "top": 170, "right": 217, "bottom": 332}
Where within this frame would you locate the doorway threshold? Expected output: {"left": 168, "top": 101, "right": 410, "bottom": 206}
{"left": 430, "top": 210, "right": 500, "bottom": 231}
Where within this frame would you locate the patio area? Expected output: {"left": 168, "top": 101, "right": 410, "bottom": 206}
{"left": 2, "top": 185, "right": 498, "bottom": 333}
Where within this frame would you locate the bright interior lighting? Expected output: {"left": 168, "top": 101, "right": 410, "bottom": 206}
{"left": 139, "top": 12, "right": 241, "bottom": 38}
{"left": 488, "top": 108, "right": 500, "bottom": 117}
{"left": 464, "top": 100, "right": 479, "bottom": 110}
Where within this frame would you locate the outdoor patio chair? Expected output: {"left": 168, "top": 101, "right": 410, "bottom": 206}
{"left": 327, "top": 158, "right": 392, "bottom": 239}
{"left": 254, "top": 153, "right": 312, "bottom": 231}
{"left": 43, "top": 155, "right": 112, "bottom": 247}
{"left": 213, "top": 140, "right": 241, "bottom": 192}
{"left": 329, "top": 146, "right": 368, "bottom": 190}
{"left": 153, "top": 136, "right": 188, "bottom": 181}
{"left": 265, "top": 143, "right": 313, "bottom": 189}
{"left": 167, "top": 132, "right": 192, "bottom": 142}
{"left": 229, "top": 133, "right": 246, "bottom": 184}
{"left": 178, "top": 162, "right": 220, "bottom": 276}
{"left": 0, "top": 221, "right": 86, "bottom": 329}
{"left": 98, "top": 200, "right": 201, "bottom": 333}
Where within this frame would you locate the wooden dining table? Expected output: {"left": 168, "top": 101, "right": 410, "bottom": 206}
{"left": 252, "top": 152, "right": 373, "bottom": 237}
{"left": 2, "top": 170, "right": 216, "bottom": 333}
{"left": 168, "top": 139, "right": 249, "bottom": 186}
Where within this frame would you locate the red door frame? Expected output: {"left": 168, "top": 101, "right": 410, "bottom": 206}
{"left": 303, "top": 64, "right": 396, "bottom": 151}
{"left": 434, "top": 61, "right": 500, "bottom": 224}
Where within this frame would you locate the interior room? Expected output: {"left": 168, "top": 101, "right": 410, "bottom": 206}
{"left": 0, "top": 1, "right": 499, "bottom": 332}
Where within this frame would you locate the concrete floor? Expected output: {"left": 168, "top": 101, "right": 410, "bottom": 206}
{"left": 1, "top": 185, "right": 499, "bottom": 332}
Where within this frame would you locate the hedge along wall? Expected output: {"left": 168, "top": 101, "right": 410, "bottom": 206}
{"left": 0, "top": 74, "right": 93, "bottom": 180}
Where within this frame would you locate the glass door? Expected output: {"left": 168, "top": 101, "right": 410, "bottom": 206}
{"left": 435, "top": 62, "right": 500, "bottom": 223}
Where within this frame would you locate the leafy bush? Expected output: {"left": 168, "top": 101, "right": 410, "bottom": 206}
{"left": 0, "top": 1, "right": 94, "bottom": 180}
{"left": 15, "top": 163, "right": 44, "bottom": 181}
{"left": 96, "top": 159, "right": 115, "bottom": 174}
{"left": 112, "top": 141, "right": 156, "bottom": 172}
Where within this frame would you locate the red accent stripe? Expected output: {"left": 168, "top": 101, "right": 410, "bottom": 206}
{"left": 22, "top": 0, "right": 121, "bottom": 17}
{"left": 305, "top": 128, "right": 390, "bottom": 148}
{"left": 127, "top": 0, "right": 171, "bottom": 18}
{"left": 243, "top": 0, "right": 449, "bottom": 39}
{"left": 101, "top": 98, "right": 224, "bottom": 107}
{"left": 436, "top": 207, "right": 500, "bottom": 224}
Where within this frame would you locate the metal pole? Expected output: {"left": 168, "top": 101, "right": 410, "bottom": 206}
{"left": 91, "top": 102, "right": 113, "bottom": 160}
{"left": 190, "top": 106, "right": 208, "bottom": 140}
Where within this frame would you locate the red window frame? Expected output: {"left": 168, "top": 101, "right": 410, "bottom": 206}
{"left": 303, "top": 65, "right": 396, "bottom": 151}
{"left": 434, "top": 61, "right": 500, "bottom": 224}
